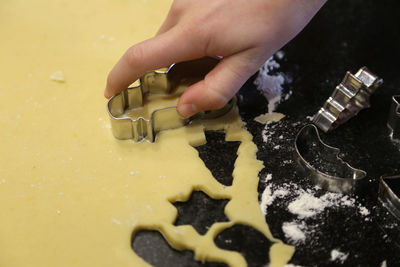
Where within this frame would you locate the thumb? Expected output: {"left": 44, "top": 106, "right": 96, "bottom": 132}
{"left": 177, "top": 51, "right": 259, "bottom": 118}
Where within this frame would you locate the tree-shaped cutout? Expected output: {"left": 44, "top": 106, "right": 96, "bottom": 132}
{"left": 214, "top": 224, "right": 273, "bottom": 267}
{"left": 132, "top": 230, "right": 228, "bottom": 267}
{"left": 172, "top": 190, "right": 229, "bottom": 235}
{"left": 194, "top": 131, "right": 241, "bottom": 186}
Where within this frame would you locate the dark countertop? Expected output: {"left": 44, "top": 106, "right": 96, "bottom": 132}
{"left": 239, "top": 0, "right": 400, "bottom": 265}
{"left": 132, "top": 1, "right": 400, "bottom": 266}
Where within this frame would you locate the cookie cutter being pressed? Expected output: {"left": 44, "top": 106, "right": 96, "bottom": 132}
{"left": 107, "top": 57, "right": 235, "bottom": 142}
{"left": 313, "top": 67, "right": 383, "bottom": 132}
{"left": 379, "top": 174, "right": 400, "bottom": 219}
{"left": 294, "top": 124, "right": 367, "bottom": 194}
{"left": 387, "top": 95, "right": 400, "bottom": 142}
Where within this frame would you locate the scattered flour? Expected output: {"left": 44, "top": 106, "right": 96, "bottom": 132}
{"left": 260, "top": 184, "right": 290, "bottom": 215}
{"left": 275, "top": 51, "right": 285, "bottom": 60}
{"left": 330, "top": 249, "right": 349, "bottom": 263}
{"left": 288, "top": 193, "right": 327, "bottom": 218}
{"left": 259, "top": 178, "right": 371, "bottom": 246}
{"left": 261, "top": 121, "right": 279, "bottom": 143}
{"left": 260, "top": 184, "right": 273, "bottom": 215}
{"left": 288, "top": 190, "right": 356, "bottom": 219}
{"left": 265, "top": 173, "right": 273, "bottom": 182}
{"left": 260, "top": 176, "right": 292, "bottom": 215}
{"left": 254, "top": 52, "right": 289, "bottom": 113}
{"left": 282, "top": 221, "right": 307, "bottom": 244}
{"left": 260, "top": 174, "right": 290, "bottom": 215}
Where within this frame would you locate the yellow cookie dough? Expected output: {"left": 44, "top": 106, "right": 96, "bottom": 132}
{"left": 0, "top": 1, "right": 294, "bottom": 266}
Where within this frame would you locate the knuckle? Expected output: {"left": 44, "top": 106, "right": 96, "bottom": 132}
{"left": 126, "top": 45, "right": 144, "bottom": 68}
{"left": 204, "top": 79, "right": 229, "bottom": 109}
{"left": 170, "top": 0, "right": 184, "bottom": 16}
{"left": 178, "top": 22, "right": 210, "bottom": 55}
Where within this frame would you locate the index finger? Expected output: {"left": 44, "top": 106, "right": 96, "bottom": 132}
{"left": 105, "top": 27, "right": 204, "bottom": 98}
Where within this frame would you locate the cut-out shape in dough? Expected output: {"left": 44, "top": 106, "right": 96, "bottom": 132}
{"left": 214, "top": 224, "right": 273, "bottom": 267}
{"left": 194, "top": 131, "right": 241, "bottom": 186}
{"left": 132, "top": 230, "right": 228, "bottom": 267}
{"left": 172, "top": 190, "right": 229, "bottom": 235}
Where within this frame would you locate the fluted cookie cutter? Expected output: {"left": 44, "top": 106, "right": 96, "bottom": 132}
{"left": 387, "top": 95, "right": 400, "bottom": 142}
{"left": 107, "top": 57, "right": 235, "bottom": 142}
{"left": 313, "top": 67, "right": 383, "bottom": 132}
{"left": 379, "top": 174, "right": 400, "bottom": 219}
{"left": 294, "top": 124, "right": 366, "bottom": 194}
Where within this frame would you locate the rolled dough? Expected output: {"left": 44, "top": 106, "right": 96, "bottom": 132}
{"left": 0, "top": 0, "right": 294, "bottom": 266}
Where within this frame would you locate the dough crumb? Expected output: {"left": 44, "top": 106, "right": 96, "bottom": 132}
{"left": 330, "top": 249, "right": 349, "bottom": 263}
{"left": 254, "top": 112, "right": 285, "bottom": 124}
{"left": 111, "top": 218, "right": 122, "bottom": 225}
{"left": 359, "top": 205, "right": 370, "bottom": 216}
{"left": 50, "top": 70, "right": 65, "bottom": 82}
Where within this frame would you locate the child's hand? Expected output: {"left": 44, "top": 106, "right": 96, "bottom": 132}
{"left": 105, "top": 0, "right": 326, "bottom": 118}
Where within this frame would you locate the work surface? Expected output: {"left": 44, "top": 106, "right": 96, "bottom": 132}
{"left": 137, "top": 0, "right": 400, "bottom": 266}
{"left": 239, "top": 0, "right": 400, "bottom": 265}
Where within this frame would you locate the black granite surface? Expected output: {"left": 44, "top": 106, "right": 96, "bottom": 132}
{"left": 131, "top": 0, "right": 400, "bottom": 266}
{"left": 195, "top": 132, "right": 241, "bottom": 186}
{"left": 133, "top": 230, "right": 228, "bottom": 267}
{"left": 173, "top": 189, "right": 230, "bottom": 235}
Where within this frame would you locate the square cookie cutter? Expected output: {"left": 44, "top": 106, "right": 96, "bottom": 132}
{"left": 107, "top": 57, "right": 235, "bottom": 142}
{"left": 313, "top": 67, "right": 383, "bottom": 132}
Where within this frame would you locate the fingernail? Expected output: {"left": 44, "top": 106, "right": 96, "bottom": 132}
{"left": 104, "top": 88, "right": 111, "bottom": 99}
{"left": 177, "top": 104, "right": 198, "bottom": 118}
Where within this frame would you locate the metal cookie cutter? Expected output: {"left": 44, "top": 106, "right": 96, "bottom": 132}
{"left": 107, "top": 57, "right": 235, "bottom": 142}
{"left": 294, "top": 124, "right": 366, "bottom": 194}
{"left": 387, "top": 95, "right": 400, "bottom": 142}
{"left": 379, "top": 174, "right": 400, "bottom": 219}
{"left": 313, "top": 67, "right": 383, "bottom": 132}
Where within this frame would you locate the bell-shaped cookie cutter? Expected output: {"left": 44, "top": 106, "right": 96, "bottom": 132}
{"left": 313, "top": 67, "right": 383, "bottom": 132}
{"left": 387, "top": 95, "right": 400, "bottom": 142}
{"left": 379, "top": 174, "right": 400, "bottom": 219}
{"left": 294, "top": 124, "right": 367, "bottom": 194}
{"left": 107, "top": 57, "right": 235, "bottom": 142}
